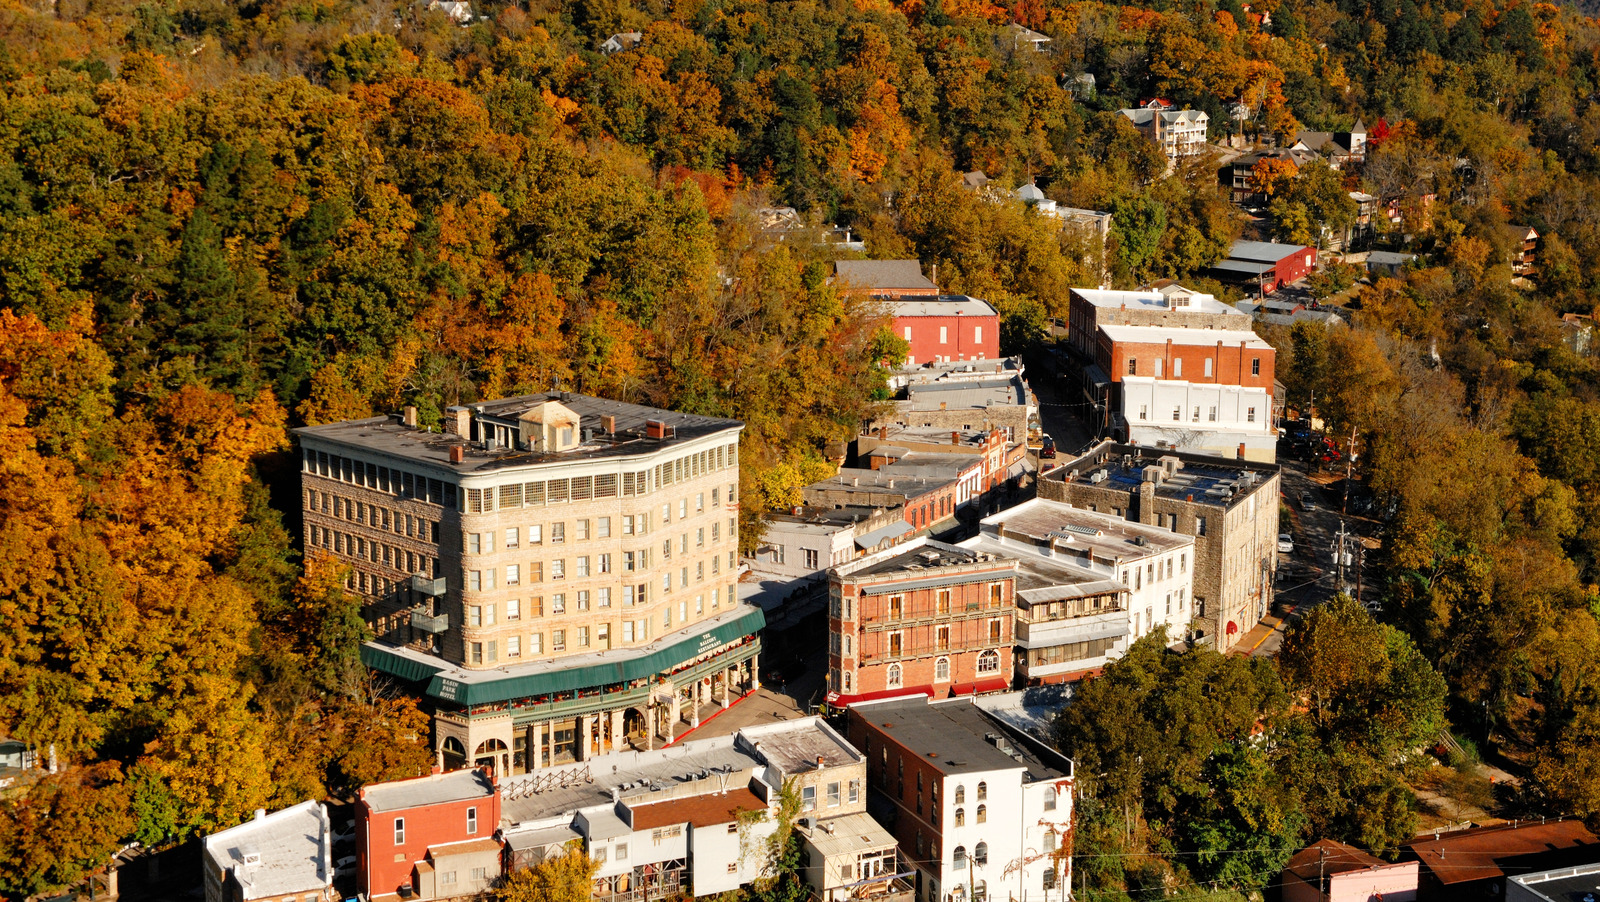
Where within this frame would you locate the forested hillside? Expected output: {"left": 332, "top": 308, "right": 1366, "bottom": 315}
{"left": 0, "top": 0, "right": 1598, "bottom": 893}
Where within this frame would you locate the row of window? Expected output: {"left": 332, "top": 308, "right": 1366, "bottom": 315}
{"left": 305, "top": 450, "right": 449, "bottom": 506}
{"left": 459, "top": 445, "right": 737, "bottom": 514}
{"left": 903, "top": 324, "right": 985, "bottom": 345}
{"left": 465, "top": 591, "right": 730, "bottom": 664}
{"left": 307, "top": 490, "right": 440, "bottom": 542}
{"left": 1120, "top": 553, "right": 1186, "bottom": 592}
{"left": 1027, "top": 636, "right": 1119, "bottom": 667}
{"left": 881, "top": 620, "right": 1005, "bottom": 658}
{"left": 828, "top": 584, "right": 1007, "bottom": 621}
{"left": 467, "top": 552, "right": 736, "bottom": 594}
{"left": 391, "top": 807, "right": 478, "bottom": 845}
{"left": 1136, "top": 404, "right": 1257, "bottom": 423}
{"left": 1126, "top": 356, "right": 1262, "bottom": 378}
{"left": 799, "top": 778, "right": 862, "bottom": 810}
{"left": 314, "top": 527, "right": 441, "bottom": 579}
{"left": 881, "top": 650, "right": 1000, "bottom": 688}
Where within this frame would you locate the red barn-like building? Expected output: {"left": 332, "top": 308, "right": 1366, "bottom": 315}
{"left": 357, "top": 768, "right": 503, "bottom": 901}
{"left": 1211, "top": 240, "right": 1317, "bottom": 294}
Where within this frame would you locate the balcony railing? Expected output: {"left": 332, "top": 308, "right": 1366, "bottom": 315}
{"left": 410, "top": 610, "right": 449, "bottom": 633}
{"left": 411, "top": 574, "right": 446, "bottom": 596}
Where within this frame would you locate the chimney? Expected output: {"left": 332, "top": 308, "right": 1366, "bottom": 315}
{"left": 445, "top": 406, "right": 471, "bottom": 436}
{"left": 646, "top": 419, "right": 672, "bottom": 439}
{"left": 879, "top": 426, "right": 888, "bottom": 440}
{"left": 815, "top": 755, "right": 826, "bottom": 769}
{"left": 254, "top": 808, "right": 267, "bottom": 822}
{"left": 449, "top": 445, "right": 465, "bottom": 464}
{"left": 403, "top": 406, "right": 419, "bottom": 428}
{"left": 1237, "top": 443, "right": 1246, "bottom": 459}
{"left": 602, "top": 414, "right": 617, "bottom": 435}
{"left": 951, "top": 431, "right": 960, "bottom": 445}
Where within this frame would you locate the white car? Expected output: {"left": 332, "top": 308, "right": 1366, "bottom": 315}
{"left": 1277, "top": 533, "right": 1295, "bottom": 554}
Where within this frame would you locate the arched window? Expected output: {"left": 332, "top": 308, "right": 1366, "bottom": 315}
{"left": 954, "top": 785, "right": 966, "bottom": 804}
{"left": 977, "top": 649, "right": 1000, "bottom": 674}
{"left": 976, "top": 804, "right": 987, "bottom": 824}
{"left": 474, "top": 738, "right": 508, "bottom": 755}
{"left": 441, "top": 736, "right": 467, "bottom": 771}
{"left": 977, "top": 781, "right": 988, "bottom": 801}
{"left": 952, "top": 846, "right": 967, "bottom": 870}
{"left": 955, "top": 808, "right": 965, "bottom": 827}
{"left": 1043, "top": 871, "right": 1057, "bottom": 890}
{"left": 974, "top": 880, "right": 988, "bottom": 902}
{"left": 935, "top": 657, "right": 951, "bottom": 682}
{"left": 953, "top": 886, "right": 967, "bottom": 902}
{"left": 1043, "top": 831, "right": 1056, "bottom": 852}
{"left": 974, "top": 842, "right": 988, "bottom": 865}
{"left": 886, "top": 663, "right": 903, "bottom": 689}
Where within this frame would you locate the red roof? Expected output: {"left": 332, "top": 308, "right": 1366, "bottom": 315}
{"left": 629, "top": 788, "right": 767, "bottom": 830}
{"left": 1402, "top": 820, "right": 1600, "bottom": 885}
{"left": 1283, "top": 839, "right": 1396, "bottom": 882}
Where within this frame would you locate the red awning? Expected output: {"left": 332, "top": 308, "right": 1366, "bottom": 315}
{"left": 828, "top": 686, "right": 937, "bottom": 708}
{"left": 1226, "top": 621, "right": 1239, "bottom": 635}
{"left": 950, "top": 677, "right": 1012, "bottom": 696}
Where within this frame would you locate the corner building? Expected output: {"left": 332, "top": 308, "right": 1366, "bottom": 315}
{"left": 295, "top": 393, "right": 762, "bottom": 776}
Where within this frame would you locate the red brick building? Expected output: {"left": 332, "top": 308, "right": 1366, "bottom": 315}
{"left": 802, "top": 468, "right": 964, "bottom": 535}
{"left": 826, "top": 539, "right": 1016, "bottom": 707}
{"left": 889, "top": 297, "right": 1001, "bottom": 366}
{"left": 1097, "top": 327, "right": 1276, "bottom": 392}
{"left": 357, "top": 768, "right": 503, "bottom": 901}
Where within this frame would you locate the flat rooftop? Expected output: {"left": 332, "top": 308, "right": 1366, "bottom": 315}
{"left": 1071, "top": 288, "right": 1240, "bottom": 317}
{"left": 805, "top": 468, "right": 960, "bottom": 499}
{"left": 980, "top": 498, "right": 1193, "bottom": 561}
{"left": 295, "top": 392, "right": 741, "bottom": 473}
{"left": 739, "top": 718, "right": 862, "bottom": 776}
{"left": 362, "top": 769, "right": 495, "bottom": 813}
{"left": 852, "top": 696, "right": 1071, "bottom": 781}
{"left": 1228, "top": 239, "right": 1311, "bottom": 262}
{"left": 1403, "top": 819, "right": 1600, "bottom": 886}
{"left": 203, "top": 801, "right": 329, "bottom": 900}
{"left": 960, "top": 536, "right": 1122, "bottom": 602}
{"left": 886, "top": 296, "right": 998, "bottom": 317}
{"left": 1050, "top": 441, "right": 1279, "bottom": 508}
{"left": 904, "top": 378, "right": 1026, "bottom": 410}
{"left": 1097, "top": 323, "right": 1273, "bottom": 349}
{"left": 498, "top": 717, "right": 850, "bottom": 826}
{"left": 841, "top": 539, "right": 1008, "bottom": 580}
{"left": 800, "top": 811, "right": 899, "bottom": 858}
{"left": 1512, "top": 862, "right": 1600, "bottom": 902}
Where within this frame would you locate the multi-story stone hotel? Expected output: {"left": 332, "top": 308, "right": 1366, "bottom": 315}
{"left": 295, "top": 393, "right": 763, "bottom": 777}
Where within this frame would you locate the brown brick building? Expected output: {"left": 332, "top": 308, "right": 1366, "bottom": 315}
{"left": 1038, "top": 441, "right": 1280, "bottom": 652}
{"left": 826, "top": 540, "right": 1016, "bottom": 707}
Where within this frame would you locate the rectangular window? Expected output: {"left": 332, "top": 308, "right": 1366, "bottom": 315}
{"left": 827, "top": 782, "right": 841, "bottom": 807}
{"left": 1127, "top": 358, "right": 1137, "bottom": 375}
{"left": 506, "top": 527, "right": 519, "bottom": 548}
{"left": 551, "top": 559, "right": 565, "bottom": 580}
{"left": 507, "top": 598, "right": 521, "bottom": 620}
{"left": 394, "top": 818, "right": 405, "bottom": 845}
{"left": 551, "top": 522, "right": 565, "bottom": 544}
{"left": 598, "top": 517, "right": 611, "bottom": 538}
{"left": 1196, "top": 516, "right": 1207, "bottom": 536}
{"left": 551, "top": 594, "right": 566, "bottom": 614}
{"left": 468, "top": 570, "right": 482, "bottom": 592}
{"left": 849, "top": 779, "right": 861, "bottom": 803}
{"left": 622, "top": 515, "right": 635, "bottom": 536}
{"left": 553, "top": 630, "right": 566, "bottom": 651}
{"left": 623, "top": 621, "right": 635, "bottom": 643}
{"left": 1204, "top": 357, "right": 1214, "bottom": 377}
{"left": 577, "top": 519, "right": 590, "bottom": 541}
{"left": 1154, "top": 359, "right": 1163, "bottom": 378}
{"left": 599, "top": 553, "right": 612, "bottom": 573}
{"left": 467, "top": 807, "right": 477, "bottom": 835}
{"left": 507, "top": 564, "right": 520, "bottom": 586}
{"left": 803, "top": 548, "right": 819, "bottom": 569}
{"left": 1173, "top": 358, "right": 1182, "bottom": 377}
{"left": 576, "top": 556, "right": 590, "bottom": 578}
{"left": 1247, "top": 407, "right": 1257, "bottom": 423}
{"left": 1192, "top": 406, "right": 1200, "bottom": 422}
{"left": 1139, "top": 404, "right": 1148, "bottom": 420}
{"left": 530, "top": 633, "right": 543, "bottom": 654}
{"left": 1172, "top": 407, "right": 1181, "bottom": 421}
{"left": 578, "top": 590, "right": 590, "bottom": 611}
{"left": 530, "top": 524, "right": 543, "bottom": 544}
{"left": 578, "top": 626, "right": 590, "bottom": 647}
{"left": 508, "top": 636, "right": 521, "bottom": 657}
{"left": 624, "top": 552, "right": 635, "bottom": 572}
{"left": 467, "top": 533, "right": 481, "bottom": 554}
{"left": 1252, "top": 357, "right": 1261, "bottom": 376}
{"left": 468, "top": 605, "right": 481, "bottom": 628}
{"left": 939, "top": 326, "right": 948, "bottom": 344}
{"left": 802, "top": 786, "right": 817, "bottom": 811}
{"left": 599, "top": 587, "right": 611, "bottom": 607}
{"left": 1209, "top": 406, "right": 1217, "bottom": 421}
{"left": 974, "top": 325, "right": 983, "bottom": 344}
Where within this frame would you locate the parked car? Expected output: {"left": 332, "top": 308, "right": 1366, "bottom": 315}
{"left": 1300, "top": 491, "right": 1317, "bottom": 511}
{"left": 1039, "top": 435, "right": 1056, "bottom": 460}
{"left": 1277, "top": 534, "right": 1295, "bottom": 554}
{"left": 332, "top": 821, "right": 355, "bottom": 843}
{"left": 334, "top": 855, "right": 357, "bottom": 877}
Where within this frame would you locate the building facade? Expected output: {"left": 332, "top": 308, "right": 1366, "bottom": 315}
{"left": 295, "top": 394, "right": 763, "bottom": 776}
{"left": 960, "top": 499, "right": 1195, "bottom": 681}
{"left": 847, "top": 697, "right": 1074, "bottom": 902}
{"left": 203, "top": 802, "right": 336, "bottom": 902}
{"left": 1039, "top": 442, "right": 1280, "bottom": 652}
{"left": 827, "top": 539, "right": 1017, "bottom": 707}
{"left": 889, "top": 297, "right": 1001, "bottom": 366}
{"left": 1118, "top": 108, "right": 1209, "bottom": 167}
{"left": 356, "top": 768, "right": 503, "bottom": 902}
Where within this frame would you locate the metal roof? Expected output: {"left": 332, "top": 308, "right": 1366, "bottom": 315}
{"left": 362, "top": 769, "right": 496, "bottom": 813}
{"left": 885, "top": 296, "right": 998, "bottom": 317}
{"left": 1227, "top": 240, "right": 1311, "bottom": 263}
{"left": 835, "top": 260, "right": 936, "bottom": 291}
{"left": 361, "top": 605, "right": 765, "bottom": 706}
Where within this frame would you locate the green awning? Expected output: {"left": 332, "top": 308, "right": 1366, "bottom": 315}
{"left": 363, "top": 607, "right": 765, "bottom": 707}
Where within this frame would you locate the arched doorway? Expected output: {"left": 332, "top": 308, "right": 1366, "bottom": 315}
{"left": 474, "top": 738, "right": 508, "bottom": 774}
{"left": 441, "top": 736, "right": 467, "bottom": 771}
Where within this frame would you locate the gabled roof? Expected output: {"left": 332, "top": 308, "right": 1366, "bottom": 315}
{"left": 1283, "top": 839, "right": 1398, "bottom": 882}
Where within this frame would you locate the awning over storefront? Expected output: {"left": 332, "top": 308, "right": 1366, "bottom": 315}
{"left": 855, "top": 520, "right": 914, "bottom": 550}
{"left": 361, "top": 606, "right": 765, "bottom": 706}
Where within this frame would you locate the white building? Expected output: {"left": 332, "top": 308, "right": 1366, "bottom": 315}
{"left": 960, "top": 498, "right": 1195, "bottom": 680}
{"left": 202, "top": 801, "right": 336, "bottom": 902}
{"left": 847, "top": 696, "right": 1074, "bottom": 902}
{"left": 1118, "top": 108, "right": 1209, "bottom": 167}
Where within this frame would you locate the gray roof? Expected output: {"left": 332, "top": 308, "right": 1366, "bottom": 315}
{"left": 806, "top": 468, "right": 960, "bottom": 499}
{"left": 799, "top": 811, "right": 899, "bottom": 859}
{"left": 202, "top": 801, "right": 330, "bottom": 900}
{"left": 1365, "top": 251, "right": 1416, "bottom": 265}
{"left": 1212, "top": 259, "right": 1275, "bottom": 276}
{"left": 885, "top": 295, "right": 997, "bottom": 317}
{"left": 739, "top": 717, "right": 862, "bottom": 777}
{"left": 362, "top": 768, "right": 496, "bottom": 813}
{"left": 835, "top": 259, "right": 936, "bottom": 292}
{"left": 1227, "top": 239, "right": 1310, "bottom": 263}
{"left": 905, "top": 377, "right": 1024, "bottom": 410}
{"left": 842, "top": 538, "right": 1003, "bottom": 579}
{"left": 852, "top": 697, "right": 1071, "bottom": 780}
{"left": 503, "top": 823, "right": 582, "bottom": 851}
{"left": 295, "top": 392, "right": 741, "bottom": 474}
{"left": 1119, "top": 108, "right": 1208, "bottom": 126}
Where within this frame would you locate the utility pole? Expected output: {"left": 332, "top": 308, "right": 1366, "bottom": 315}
{"left": 1333, "top": 519, "right": 1349, "bottom": 596}
{"left": 1342, "top": 424, "right": 1358, "bottom": 515}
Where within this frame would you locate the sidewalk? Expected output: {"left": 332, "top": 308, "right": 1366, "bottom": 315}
{"left": 1233, "top": 608, "right": 1293, "bottom": 658}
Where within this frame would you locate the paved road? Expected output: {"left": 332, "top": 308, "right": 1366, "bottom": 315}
{"left": 1029, "top": 363, "right": 1098, "bottom": 458}
{"left": 1247, "top": 446, "right": 1380, "bottom": 657}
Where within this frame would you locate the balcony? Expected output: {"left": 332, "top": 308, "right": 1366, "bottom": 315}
{"left": 815, "top": 873, "right": 915, "bottom": 902}
{"left": 411, "top": 610, "right": 449, "bottom": 633}
{"left": 411, "top": 573, "right": 446, "bottom": 596}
